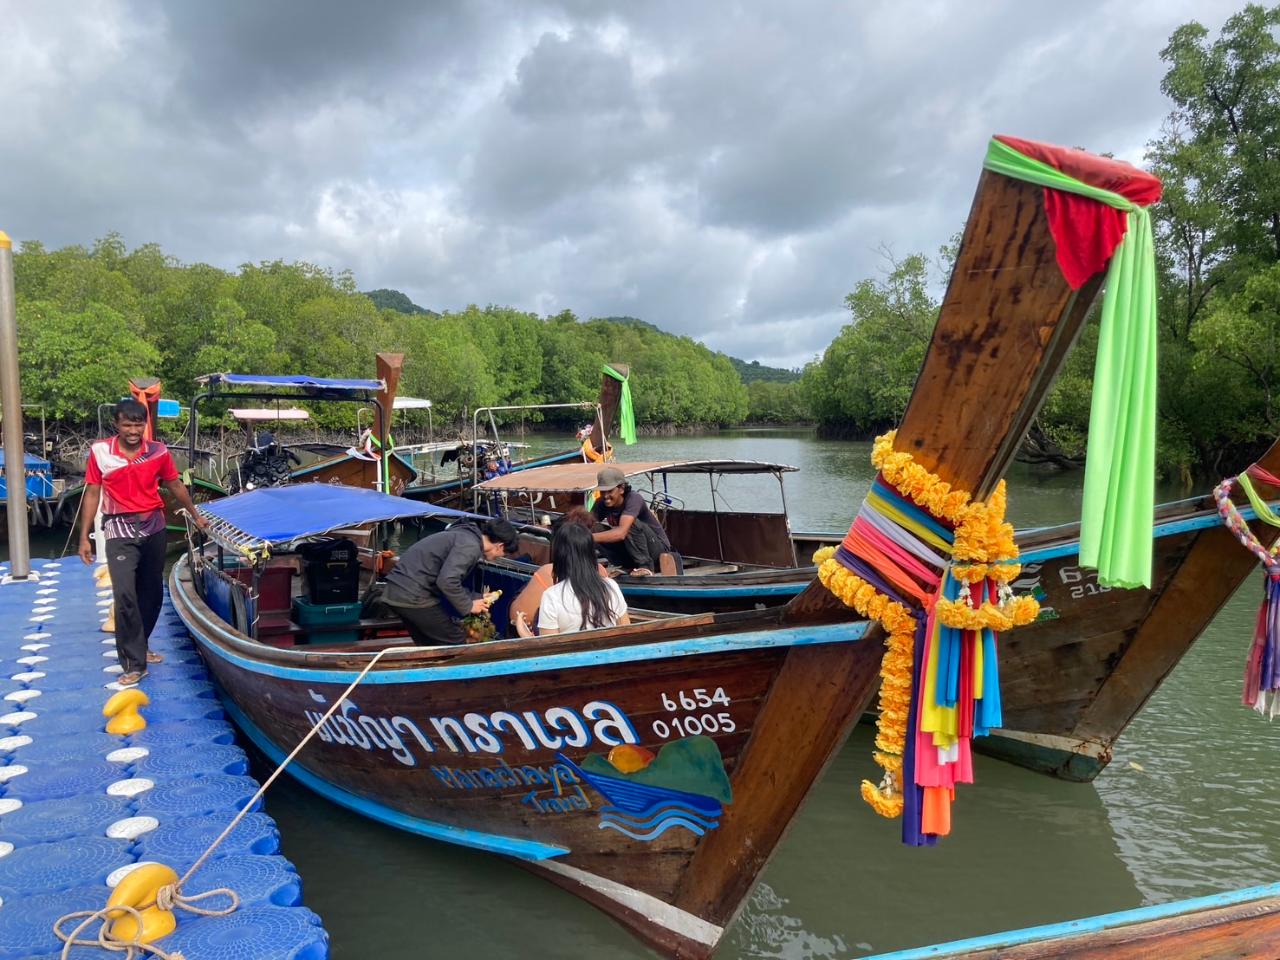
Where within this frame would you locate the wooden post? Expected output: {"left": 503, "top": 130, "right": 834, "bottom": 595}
{"left": 374, "top": 353, "right": 404, "bottom": 494}
{"left": 0, "top": 230, "right": 31, "bottom": 579}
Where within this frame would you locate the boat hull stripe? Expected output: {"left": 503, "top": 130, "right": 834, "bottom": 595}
{"left": 221, "top": 698, "right": 570, "bottom": 861}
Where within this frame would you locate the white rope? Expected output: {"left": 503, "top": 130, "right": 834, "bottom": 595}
{"left": 54, "top": 642, "right": 418, "bottom": 957}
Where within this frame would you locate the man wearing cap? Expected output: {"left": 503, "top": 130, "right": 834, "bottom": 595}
{"left": 381, "top": 517, "right": 519, "bottom": 644}
{"left": 591, "top": 465, "right": 673, "bottom": 574}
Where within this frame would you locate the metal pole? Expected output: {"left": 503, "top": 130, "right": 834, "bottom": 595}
{"left": 0, "top": 231, "right": 31, "bottom": 578}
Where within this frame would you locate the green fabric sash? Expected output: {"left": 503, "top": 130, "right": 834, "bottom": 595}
{"left": 983, "top": 138, "right": 1158, "bottom": 589}
{"left": 603, "top": 364, "right": 637, "bottom": 445}
{"left": 1238, "top": 473, "right": 1280, "bottom": 529}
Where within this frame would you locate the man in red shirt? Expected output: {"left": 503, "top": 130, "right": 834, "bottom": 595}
{"left": 78, "top": 398, "right": 208, "bottom": 685}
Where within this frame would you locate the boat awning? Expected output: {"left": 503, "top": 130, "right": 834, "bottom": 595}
{"left": 195, "top": 373, "right": 385, "bottom": 392}
{"left": 197, "top": 484, "right": 483, "bottom": 555}
{"left": 0, "top": 451, "right": 52, "bottom": 472}
{"left": 229, "top": 408, "right": 311, "bottom": 421}
{"left": 394, "top": 397, "right": 433, "bottom": 410}
{"left": 476, "top": 459, "right": 799, "bottom": 493}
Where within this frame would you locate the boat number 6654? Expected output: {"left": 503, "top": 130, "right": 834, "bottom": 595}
{"left": 652, "top": 688, "right": 735, "bottom": 739}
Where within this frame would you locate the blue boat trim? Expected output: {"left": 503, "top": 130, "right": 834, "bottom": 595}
{"left": 221, "top": 699, "right": 569, "bottom": 862}
{"left": 177, "top": 605, "right": 871, "bottom": 685}
{"left": 858, "top": 881, "right": 1280, "bottom": 959}
{"left": 1020, "top": 506, "right": 1262, "bottom": 565}
{"left": 619, "top": 581, "right": 804, "bottom": 599}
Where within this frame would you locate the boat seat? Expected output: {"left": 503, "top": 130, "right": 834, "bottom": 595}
{"left": 678, "top": 563, "right": 739, "bottom": 576}
{"left": 283, "top": 616, "right": 406, "bottom": 641}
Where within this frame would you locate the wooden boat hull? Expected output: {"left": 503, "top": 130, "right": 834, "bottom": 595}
{"left": 860, "top": 882, "right": 1280, "bottom": 959}
{"left": 170, "top": 560, "right": 882, "bottom": 959}
{"left": 288, "top": 450, "right": 417, "bottom": 492}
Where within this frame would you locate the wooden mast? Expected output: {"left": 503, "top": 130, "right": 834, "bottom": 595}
{"left": 589, "top": 362, "right": 630, "bottom": 458}
{"left": 374, "top": 353, "right": 404, "bottom": 493}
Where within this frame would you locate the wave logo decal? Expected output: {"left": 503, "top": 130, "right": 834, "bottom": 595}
{"left": 558, "top": 735, "right": 733, "bottom": 842}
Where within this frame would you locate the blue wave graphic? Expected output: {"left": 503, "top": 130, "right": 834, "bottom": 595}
{"left": 600, "top": 801, "right": 722, "bottom": 832}
{"left": 598, "top": 815, "right": 716, "bottom": 841}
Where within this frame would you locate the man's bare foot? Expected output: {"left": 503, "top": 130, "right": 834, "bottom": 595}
{"left": 630, "top": 567, "right": 653, "bottom": 577}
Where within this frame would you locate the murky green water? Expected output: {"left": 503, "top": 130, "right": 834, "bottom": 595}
{"left": 17, "top": 429, "right": 1278, "bottom": 957}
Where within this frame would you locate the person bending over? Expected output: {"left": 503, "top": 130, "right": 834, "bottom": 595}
{"left": 382, "top": 518, "right": 519, "bottom": 645}
{"left": 79, "top": 398, "right": 209, "bottom": 686}
{"left": 590, "top": 466, "right": 671, "bottom": 574}
{"left": 520, "top": 523, "right": 630, "bottom": 637}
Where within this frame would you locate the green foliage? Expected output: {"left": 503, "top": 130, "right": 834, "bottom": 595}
{"left": 746, "top": 381, "right": 809, "bottom": 423}
{"left": 801, "top": 252, "right": 937, "bottom": 437}
{"left": 730, "top": 357, "right": 800, "bottom": 384}
{"left": 363, "top": 288, "right": 435, "bottom": 316}
{"left": 17, "top": 301, "right": 161, "bottom": 419}
{"left": 10, "top": 237, "right": 756, "bottom": 433}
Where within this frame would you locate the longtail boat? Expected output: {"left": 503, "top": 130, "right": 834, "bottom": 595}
{"left": 170, "top": 136, "right": 1273, "bottom": 957}
{"left": 402, "top": 363, "right": 634, "bottom": 509}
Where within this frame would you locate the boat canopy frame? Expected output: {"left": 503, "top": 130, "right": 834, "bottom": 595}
{"left": 478, "top": 459, "right": 800, "bottom": 565}
{"left": 469, "top": 401, "right": 604, "bottom": 512}
{"left": 188, "top": 373, "right": 391, "bottom": 493}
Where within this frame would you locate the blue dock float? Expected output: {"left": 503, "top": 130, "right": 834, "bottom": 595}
{"left": 0, "top": 558, "right": 329, "bottom": 959}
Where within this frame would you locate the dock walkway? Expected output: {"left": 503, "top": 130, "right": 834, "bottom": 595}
{"left": 0, "top": 558, "right": 329, "bottom": 959}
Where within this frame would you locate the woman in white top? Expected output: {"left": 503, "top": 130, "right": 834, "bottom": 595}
{"left": 517, "top": 523, "right": 630, "bottom": 636}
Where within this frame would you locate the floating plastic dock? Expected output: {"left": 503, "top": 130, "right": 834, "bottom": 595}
{"left": 0, "top": 558, "right": 329, "bottom": 959}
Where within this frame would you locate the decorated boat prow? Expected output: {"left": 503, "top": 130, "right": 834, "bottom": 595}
{"left": 172, "top": 135, "right": 1164, "bottom": 958}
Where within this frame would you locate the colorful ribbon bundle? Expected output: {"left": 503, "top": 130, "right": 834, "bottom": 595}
{"left": 1214, "top": 466, "right": 1280, "bottom": 717}
{"left": 816, "top": 432, "right": 1039, "bottom": 845}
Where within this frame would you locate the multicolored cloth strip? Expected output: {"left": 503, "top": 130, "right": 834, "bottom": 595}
{"left": 1215, "top": 466, "right": 1280, "bottom": 717}
{"left": 827, "top": 467, "right": 1015, "bottom": 845}
{"left": 983, "top": 136, "right": 1162, "bottom": 590}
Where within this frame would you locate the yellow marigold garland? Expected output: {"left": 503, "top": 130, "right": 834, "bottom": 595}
{"left": 816, "top": 550, "right": 915, "bottom": 818}
{"left": 816, "top": 431, "right": 1042, "bottom": 821}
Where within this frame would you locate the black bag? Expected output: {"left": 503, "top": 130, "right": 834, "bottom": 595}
{"left": 297, "top": 538, "right": 360, "bottom": 604}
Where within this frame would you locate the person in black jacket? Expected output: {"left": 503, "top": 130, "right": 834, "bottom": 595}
{"left": 381, "top": 518, "right": 519, "bottom": 645}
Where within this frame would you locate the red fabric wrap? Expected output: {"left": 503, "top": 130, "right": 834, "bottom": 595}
{"left": 994, "top": 135, "right": 1163, "bottom": 290}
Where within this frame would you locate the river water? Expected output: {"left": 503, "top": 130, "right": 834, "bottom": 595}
{"left": 18, "top": 428, "right": 1280, "bottom": 957}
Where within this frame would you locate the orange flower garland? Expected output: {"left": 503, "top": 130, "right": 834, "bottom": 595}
{"left": 815, "top": 546, "right": 914, "bottom": 817}
{"left": 817, "top": 431, "right": 1040, "bottom": 821}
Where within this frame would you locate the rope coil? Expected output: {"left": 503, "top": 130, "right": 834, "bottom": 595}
{"left": 53, "top": 610, "right": 419, "bottom": 958}
{"left": 54, "top": 885, "right": 239, "bottom": 960}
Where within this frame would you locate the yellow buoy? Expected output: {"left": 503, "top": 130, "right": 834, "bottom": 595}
{"left": 103, "top": 688, "right": 149, "bottom": 735}
{"left": 106, "top": 863, "right": 178, "bottom": 943}
{"left": 94, "top": 565, "right": 112, "bottom": 586}
{"left": 101, "top": 603, "right": 116, "bottom": 633}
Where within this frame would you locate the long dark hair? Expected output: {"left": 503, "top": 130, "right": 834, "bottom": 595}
{"left": 551, "top": 523, "right": 612, "bottom": 628}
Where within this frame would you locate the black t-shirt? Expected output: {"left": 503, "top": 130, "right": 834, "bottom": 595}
{"left": 592, "top": 489, "right": 671, "bottom": 548}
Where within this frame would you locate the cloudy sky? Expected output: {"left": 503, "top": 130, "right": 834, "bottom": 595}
{"left": 0, "top": 0, "right": 1241, "bottom": 367}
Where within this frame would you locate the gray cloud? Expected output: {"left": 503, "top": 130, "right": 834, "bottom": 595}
{"left": 0, "top": 0, "right": 1242, "bottom": 368}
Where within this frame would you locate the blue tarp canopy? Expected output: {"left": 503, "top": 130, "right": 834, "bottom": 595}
{"left": 197, "top": 484, "right": 482, "bottom": 553}
{"left": 195, "top": 373, "right": 384, "bottom": 392}
{"left": 0, "top": 452, "right": 52, "bottom": 471}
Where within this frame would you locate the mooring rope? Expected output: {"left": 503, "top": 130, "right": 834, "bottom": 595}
{"left": 54, "top": 640, "right": 419, "bottom": 958}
